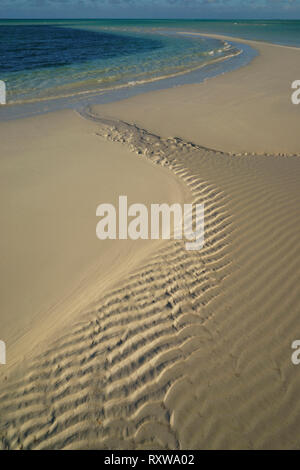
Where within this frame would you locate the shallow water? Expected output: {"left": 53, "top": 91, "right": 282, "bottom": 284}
{"left": 0, "top": 21, "right": 238, "bottom": 104}
{"left": 2, "top": 18, "right": 296, "bottom": 119}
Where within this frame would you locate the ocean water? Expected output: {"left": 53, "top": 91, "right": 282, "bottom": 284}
{"left": 0, "top": 19, "right": 298, "bottom": 116}
{"left": 0, "top": 21, "right": 240, "bottom": 104}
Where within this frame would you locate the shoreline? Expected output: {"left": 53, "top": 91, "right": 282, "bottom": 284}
{"left": 2, "top": 28, "right": 300, "bottom": 122}
{"left": 0, "top": 33, "right": 257, "bottom": 122}
{"left": 5, "top": 47, "right": 242, "bottom": 107}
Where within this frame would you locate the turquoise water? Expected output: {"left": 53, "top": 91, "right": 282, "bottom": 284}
{"left": 0, "top": 21, "right": 239, "bottom": 104}
{"left": 1, "top": 19, "right": 300, "bottom": 45}
{"left": 0, "top": 19, "right": 298, "bottom": 116}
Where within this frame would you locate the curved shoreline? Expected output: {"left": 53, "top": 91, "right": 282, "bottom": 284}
{"left": 3, "top": 29, "right": 298, "bottom": 122}
{"left": 7, "top": 45, "right": 242, "bottom": 106}
{"left": 0, "top": 34, "right": 257, "bottom": 122}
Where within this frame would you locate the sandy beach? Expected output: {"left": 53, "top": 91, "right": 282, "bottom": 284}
{"left": 1, "top": 33, "right": 300, "bottom": 450}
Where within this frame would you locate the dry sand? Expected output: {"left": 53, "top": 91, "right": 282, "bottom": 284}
{"left": 92, "top": 34, "right": 300, "bottom": 155}
{"left": 0, "top": 35, "right": 300, "bottom": 450}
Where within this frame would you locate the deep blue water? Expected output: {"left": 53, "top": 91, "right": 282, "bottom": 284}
{"left": 0, "top": 25, "right": 162, "bottom": 73}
